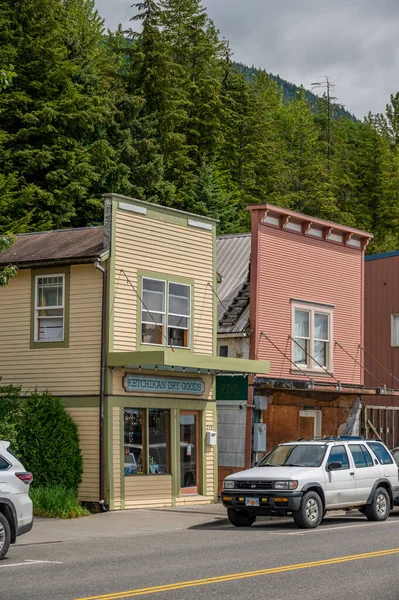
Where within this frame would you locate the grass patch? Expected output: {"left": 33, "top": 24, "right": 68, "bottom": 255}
{"left": 31, "top": 485, "right": 90, "bottom": 519}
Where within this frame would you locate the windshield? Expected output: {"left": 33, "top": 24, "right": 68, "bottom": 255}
{"left": 257, "top": 444, "right": 327, "bottom": 468}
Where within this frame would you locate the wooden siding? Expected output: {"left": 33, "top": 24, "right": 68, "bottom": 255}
{"left": 112, "top": 406, "right": 121, "bottom": 510}
{"left": 254, "top": 225, "right": 363, "bottom": 384}
{"left": 205, "top": 410, "right": 216, "bottom": 497}
{"left": 113, "top": 210, "right": 214, "bottom": 356}
{"left": 124, "top": 475, "right": 173, "bottom": 509}
{"left": 0, "top": 265, "right": 102, "bottom": 394}
{"left": 364, "top": 255, "right": 399, "bottom": 406}
{"left": 66, "top": 407, "right": 99, "bottom": 502}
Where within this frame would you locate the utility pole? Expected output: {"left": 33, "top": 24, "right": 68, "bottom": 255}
{"left": 311, "top": 76, "right": 337, "bottom": 162}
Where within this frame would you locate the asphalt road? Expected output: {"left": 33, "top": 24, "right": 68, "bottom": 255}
{"left": 3, "top": 510, "right": 399, "bottom": 600}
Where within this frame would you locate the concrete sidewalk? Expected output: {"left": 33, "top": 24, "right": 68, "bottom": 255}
{"left": 16, "top": 503, "right": 228, "bottom": 546}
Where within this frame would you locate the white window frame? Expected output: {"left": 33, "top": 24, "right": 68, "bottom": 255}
{"left": 292, "top": 302, "right": 333, "bottom": 372}
{"left": 391, "top": 314, "right": 399, "bottom": 347}
{"left": 141, "top": 277, "right": 166, "bottom": 347}
{"left": 167, "top": 281, "right": 191, "bottom": 349}
{"left": 34, "top": 273, "right": 65, "bottom": 342}
{"left": 141, "top": 277, "right": 191, "bottom": 349}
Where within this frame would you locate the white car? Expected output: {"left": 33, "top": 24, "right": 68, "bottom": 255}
{"left": 0, "top": 441, "right": 33, "bottom": 559}
{"left": 222, "top": 437, "right": 399, "bottom": 529}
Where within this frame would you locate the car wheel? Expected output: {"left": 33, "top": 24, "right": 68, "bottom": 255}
{"left": 293, "top": 491, "right": 323, "bottom": 529}
{"left": 0, "top": 512, "right": 11, "bottom": 560}
{"left": 227, "top": 509, "right": 256, "bottom": 527}
{"left": 363, "top": 487, "right": 390, "bottom": 522}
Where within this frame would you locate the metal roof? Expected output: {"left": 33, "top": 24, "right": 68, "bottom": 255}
{"left": 0, "top": 227, "right": 105, "bottom": 268}
{"left": 216, "top": 233, "right": 251, "bottom": 334}
{"left": 365, "top": 250, "right": 399, "bottom": 262}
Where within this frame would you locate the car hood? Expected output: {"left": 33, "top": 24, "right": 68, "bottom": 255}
{"left": 226, "top": 465, "right": 320, "bottom": 481}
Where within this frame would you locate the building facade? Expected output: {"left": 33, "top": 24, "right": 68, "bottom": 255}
{"left": 364, "top": 251, "right": 399, "bottom": 447}
{"left": 0, "top": 195, "right": 269, "bottom": 509}
{"left": 216, "top": 204, "right": 376, "bottom": 487}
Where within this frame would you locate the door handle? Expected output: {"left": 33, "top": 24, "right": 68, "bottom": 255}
{"left": 350, "top": 472, "right": 355, "bottom": 476}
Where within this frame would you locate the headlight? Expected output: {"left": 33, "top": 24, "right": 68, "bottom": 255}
{"left": 274, "top": 480, "right": 298, "bottom": 490}
{"left": 224, "top": 480, "right": 235, "bottom": 489}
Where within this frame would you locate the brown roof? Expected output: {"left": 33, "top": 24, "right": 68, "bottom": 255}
{"left": 0, "top": 227, "right": 105, "bottom": 268}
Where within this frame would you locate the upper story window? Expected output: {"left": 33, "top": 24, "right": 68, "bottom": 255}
{"left": 35, "top": 275, "right": 65, "bottom": 342}
{"left": 391, "top": 314, "right": 399, "bottom": 347}
{"left": 292, "top": 303, "right": 332, "bottom": 371}
{"left": 141, "top": 277, "right": 191, "bottom": 348}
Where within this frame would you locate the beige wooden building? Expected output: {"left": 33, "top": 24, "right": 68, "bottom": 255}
{"left": 0, "top": 195, "right": 269, "bottom": 509}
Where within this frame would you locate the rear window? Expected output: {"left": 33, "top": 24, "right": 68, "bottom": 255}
{"left": 0, "top": 456, "right": 10, "bottom": 470}
{"left": 366, "top": 442, "right": 393, "bottom": 465}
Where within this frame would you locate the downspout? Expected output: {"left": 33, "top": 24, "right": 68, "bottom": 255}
{"left": 95, "top": 259, "right": 108, "bottom": 512}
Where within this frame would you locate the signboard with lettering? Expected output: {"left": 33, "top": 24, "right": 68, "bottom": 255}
{"left": 216, "top": 375, "right": 248, "bottom": 401}
{"left": 123, "top": 374, "right": 204, "bottom": 396}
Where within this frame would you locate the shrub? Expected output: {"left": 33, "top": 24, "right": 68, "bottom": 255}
{"left": 17, "top": 392, "right": 83, "bottom": 492}
{"left": 30, "top": 485, "right": 90, "bottom": 519}
{"left": 0, "top": 384, "right": 23, "bottom": 451}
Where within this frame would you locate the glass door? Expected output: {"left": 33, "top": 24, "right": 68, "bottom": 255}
{"left": 180, "top": 411, "right": 199, "bottom": 494}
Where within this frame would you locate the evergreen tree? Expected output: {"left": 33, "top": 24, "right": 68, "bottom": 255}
{"left": 131, "top": 0, "right": 192, "bottom": 206}
{"left": 101, "top": 28, "right": 170, "bottom": 204}
{"left": 0, "top": 0, "right": 114, "bottom": 231}
{"left": 185, "top": 160, "right": 238, "bottom": 233}
{"left": 161, "top": 0, "right": 225, "bottom": 167}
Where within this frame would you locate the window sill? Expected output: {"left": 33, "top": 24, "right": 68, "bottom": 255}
{"left": 290, "top": 368, "right": 334, "bottom": 377}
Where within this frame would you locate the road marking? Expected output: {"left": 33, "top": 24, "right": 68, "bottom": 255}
{"left": 0, "top": 559, "right": 63, "bottom": 569}
{"left": 75, "top": 547, "right": 399, "bottom": 600}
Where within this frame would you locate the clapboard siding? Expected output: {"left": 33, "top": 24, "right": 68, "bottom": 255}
{"left": 124, "top": 475, "right": 173, "bottom": 509}
{"left": 66, "top": 407, "right": 99, "bottom": 502}
{"left": 0, "top": 265, "right": 102, "bottom": 394}
{"left": 254, "top": 225, "right": 363, "bottom": 384}
{"left": 113, "top": 210, "right": 214, "bottom": 356}
{"left": 112, "top": 406, "right": 121, "bottom": 510}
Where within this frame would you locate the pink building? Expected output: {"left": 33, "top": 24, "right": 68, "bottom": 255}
{"left": 248, "top": 205, "right": 374, "bottom": 453}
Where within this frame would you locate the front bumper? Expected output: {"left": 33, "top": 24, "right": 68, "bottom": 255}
{"left": 221, "top": 490, "right": 303, "bottom": 515}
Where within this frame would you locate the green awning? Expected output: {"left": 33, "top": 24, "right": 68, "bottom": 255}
{"left": 107, "top": 349, "right": 269, "bottom": 375}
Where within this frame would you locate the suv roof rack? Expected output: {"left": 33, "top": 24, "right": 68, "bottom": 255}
{"left": 295, "top": 435, "right": 364, "bottom": 442}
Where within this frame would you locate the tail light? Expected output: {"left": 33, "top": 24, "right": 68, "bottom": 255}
{"left": 15, "top": 472, "right": 33, "bottom": 485}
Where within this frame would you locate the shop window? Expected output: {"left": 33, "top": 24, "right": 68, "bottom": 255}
{"left": 292, "top": 302, "right": 332, "bottom": 371}
{"left": 124, "top": 408, "right": 170, "bottom": 476}
{"left": 35, "top": 275, "right": 64, "bottom": 341}
{"left": 141, "top": 277, "right": 191, "bottom": 349}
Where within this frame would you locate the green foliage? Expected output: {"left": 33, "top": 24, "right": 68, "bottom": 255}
{"left": 17, "top": 392, "right": 83, "bottom": 492}
{"left": 2, "top": 0, "right": 399, "bottom": 251}
{"left": 0, "top": 384, "right": 23, "bottom": 450}
{"left": 30, "top": 485, "right": 90, "bottom": 519}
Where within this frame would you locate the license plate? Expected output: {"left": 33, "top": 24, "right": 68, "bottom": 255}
{"left": 245, "top": 497, "right": 259, "bottom": 507}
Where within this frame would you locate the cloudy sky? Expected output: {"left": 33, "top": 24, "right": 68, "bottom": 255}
{"left": 94, "top": 0, "right": 399, "bottom": 119}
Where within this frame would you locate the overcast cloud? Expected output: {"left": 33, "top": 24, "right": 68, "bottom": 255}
{"left": 94, "top": 0, "right": 399, "bottom": 118}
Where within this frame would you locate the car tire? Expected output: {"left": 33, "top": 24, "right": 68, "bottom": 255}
{"left": 363, "top": 487, "right": 390, "bottom": 522}
{"left": 293, "top": 491, "right": 323, "bottom": 529}
{"left": 0, "top": 512, "right": 11, "bottom": 561}
{"left": 227, "top": 509, "right": 256, "bottom": 527}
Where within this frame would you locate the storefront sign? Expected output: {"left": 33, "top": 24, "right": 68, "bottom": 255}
{"left": 216, "top": 375, "right": 248, "bottom": 401}
{"left": 123, "top": 374, "right": 204, "bottom": 396}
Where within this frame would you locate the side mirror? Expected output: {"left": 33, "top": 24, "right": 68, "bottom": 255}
{"left": 327, "top": 461, "right": 342, "bottom": 471}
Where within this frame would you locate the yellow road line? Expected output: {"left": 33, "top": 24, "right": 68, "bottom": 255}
{"left": 75, "top": 547, "right": 399, "bottom": 600}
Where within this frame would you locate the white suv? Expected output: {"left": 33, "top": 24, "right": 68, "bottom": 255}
{"left": 0, "top": 441, "right": 33, "bottom": 559}
{"left": 222, "top": 437, "right": 399, "bottom": 529}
